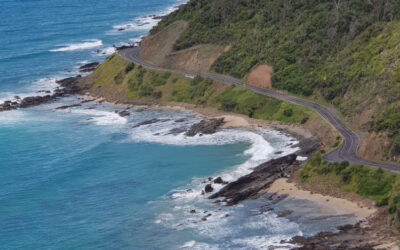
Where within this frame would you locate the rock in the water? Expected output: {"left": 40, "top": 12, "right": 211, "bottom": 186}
{"left": 132, "top": 118, "right": 160, "bottom": 128}
{"left": 204, "top": 184, "right": 213, "bottom": 193}
{"left": 0, "top": 75, "right": 83, "bottom": 112}
{"left": 118, "top": 110, "right": 130, "bottom": 117}
{"left": 190, "top": 210, "right": 196, "bottom": 214}
{"left": 209, "top": 154, "right": 300, "bottom": 205}
{"left": 213, "top": 177, "right": 227, "bottom": 185}
{"left": 167, "top": 127, "right": 186, "bottom": 135}
{"left": 132, "top": 118, "right": 170, "bottom": 128}
{"left": 185, "top": 118, "right": 225, "bottom": 136}
{"left": 55, "top": 103, "right": 82, "bottom": 110}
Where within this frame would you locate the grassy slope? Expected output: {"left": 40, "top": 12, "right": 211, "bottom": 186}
{"left": 300, "top": 152, "right": 400, "bottom": 230}
{"left": 151, "top": 0, "right": 400, "bottom": 161}
{"left": 91, "top": 54, "right": 317, "bottom": 124}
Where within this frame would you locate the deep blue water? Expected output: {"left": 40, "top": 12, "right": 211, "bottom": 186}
{"left": 0, "top": 0, "right": 360, "bottom": 249}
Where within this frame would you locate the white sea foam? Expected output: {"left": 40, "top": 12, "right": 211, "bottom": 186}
{"left": 50, "top": 39, "right": 103, "bottom": 52}
{"left": 109, "top": 3, "right": 185, "bottom": 34}
{"left": 129, "top": 121, "right": 298, "bottom": 185}
{"left": 135, "top": 112, "right": 303, "bottom": 248}
{"left": 67, "top": 109, "right": 128, "bottom": 126}
{"left": 93, "top": 46, "right": 116, "bottom": 56}
{"left": 179, "top": 240, "right": 196, "bottom": 248}
{"left": 297, "top": 156, "right": 308, "bottom": 161}
{"left": 0, "top": 77, "right": 59, "bottom": 104}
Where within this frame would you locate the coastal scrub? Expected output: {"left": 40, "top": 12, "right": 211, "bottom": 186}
{"left": 300, "top": 152, "right": 400, "bottom": 230}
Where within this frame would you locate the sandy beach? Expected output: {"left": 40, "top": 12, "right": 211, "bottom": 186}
{"left": 267, "top": 178, "right": 376, "bottom": 218}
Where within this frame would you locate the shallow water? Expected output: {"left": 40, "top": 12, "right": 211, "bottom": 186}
{"left": 0, "top": 0, "right": 360, "bottom": 249}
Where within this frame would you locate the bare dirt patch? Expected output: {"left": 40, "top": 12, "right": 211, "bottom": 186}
{"left": 246, "top": 64, "right": 273, "bottom": 89}
{"left": 140, "top": 21, "right": 226, "bottom": 72}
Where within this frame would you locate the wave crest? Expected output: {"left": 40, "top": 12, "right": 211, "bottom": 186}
{"left": 50, "top": 40, "right": 103, "bottom": 52}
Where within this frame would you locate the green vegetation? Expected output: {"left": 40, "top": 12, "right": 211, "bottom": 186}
{"left": 300, "top": 152, "right": 400, "bottom": 229}
{"left": 152, "top": 0, "right": 400, "bottom": 159}
{"left": 92, "top": 54, "right": 314, "bottom": 124}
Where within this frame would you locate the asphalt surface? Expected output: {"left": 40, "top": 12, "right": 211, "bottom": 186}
{"left": 119, "top": 47, "right": 400, "bottom": 173}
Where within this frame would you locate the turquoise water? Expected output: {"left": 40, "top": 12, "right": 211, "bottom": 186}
{"left": 0, "top": 0, "right": 360, "bottom": 249}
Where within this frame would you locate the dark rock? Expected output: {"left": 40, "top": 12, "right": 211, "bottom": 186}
{"left": 201, "top": 214, "right": 212, "bottom": 221}
{"left": 79, "top": 62, "right": 99, "bottom": 73}
{"left": 118, "top": 110, "right": 130, "bottom": 117}
{"left": 20, "top": 95, "right": 54, "bottom": 108}
{"left": 190, "top": 210, "right": 196, "bottom": 214}
{"left": 14, "top": 96, "right": 20, "bottom": 100}
{"left": 204, "top": 184, "right": 213, "bottom": 193}
{"left": 166, "top": 127, "right": 186, "bottom": 135}
{"left": 277, "top": 210, "right": 293, "bottom": 217}
{"left": 209, "top": 154, "right": 299, "bottom": 205}
{"left": 174, "top": 118, "right": 186, "bottom": 123}
{"left": 208, "top": 177, "right": 213, "bottom": 181}
{"left": 275, "top": 151, "right": 283, "bottom": 155}
{"left": 288, "top": 222, "right": 376, "bottom": 250}
{"left": 185, "top": 118, "right": 225, "bottom": 136}
{"left": 0, "top": 75, "right": 83, "bottom": 112}
{"left": 132, "top": 118, "right": 169, "bottom": 128}
{"left": 56, "top": 103, "right": 82, "bottom": 110}
{"left": 132, "top": 118, "right": 160, "bottom": 128}
{"left": 213, "top": 177, "right": 227, "bottom": 185}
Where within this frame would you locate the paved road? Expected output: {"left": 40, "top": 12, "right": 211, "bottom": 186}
{"left": 119, "top": 47, "right": 400, "bottom": 173}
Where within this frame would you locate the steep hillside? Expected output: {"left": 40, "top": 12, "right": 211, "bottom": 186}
{"left": 150, "top": 0, "right": 400, "bottom": 163}
{"left": 140, "top": 20, "right": 227, "bottom": 72}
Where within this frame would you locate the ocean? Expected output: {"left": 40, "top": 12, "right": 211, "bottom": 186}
{"left": 0, "top": 0, "right": 360, "bottom": 249}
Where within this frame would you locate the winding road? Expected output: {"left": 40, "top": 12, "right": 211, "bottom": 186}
{"left": 119, "top": 47, "right": 400, "bottom": 173}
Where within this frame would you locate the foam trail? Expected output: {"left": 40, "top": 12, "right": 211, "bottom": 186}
{"left": 93, "top": 46, "right": 116, "bottom": 56}
{"left": 67, "top": 109, "right": 128, "bottom": 126}
{"left": 50, "top": 39, "right": 103, "bottom": 52}
{"left": 179, "top": 240, "right": 196, "bottom": 248}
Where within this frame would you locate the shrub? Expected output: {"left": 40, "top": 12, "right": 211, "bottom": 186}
{"left": 114, "top": 71, "right": 124, "bottom": 85}
{"left": 283, "top": 108, "right": 293, "bottom": 117}
{"left": 125, "top": 63, "right": 135, "bottom": 73}
{"left": 138, "top": 85, "right": 154, "bottom": 97}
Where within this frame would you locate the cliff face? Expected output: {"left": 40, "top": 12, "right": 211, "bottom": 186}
{"left": 148, "top": 0, "right": 400, "bottom": 163}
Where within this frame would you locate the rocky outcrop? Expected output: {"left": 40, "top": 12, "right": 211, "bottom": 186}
{"left": 118, "top": 110, "right": 130, "bottom": 117}
{"left": 289, "top": 223, "right": 376, "bottom": 249}
{"left": 204, "top": 184, "right": 213, "bottom": 193}
{"left": 209, "top": 154, "right": 300, "bottom": 205}
{"left": 55, "top": 103, "right": 82, "bottom": 110}
{"left": 185, "top": 118, "right": 225, "bottom": 136}
{"left": 0, "top": 75, "right": 83, "bottom": 112}
{"left": 132, "top": 118, "right": 170, "bottom": 128}
{"left": 79, "top": 62, "right": 99, "bottom": 73}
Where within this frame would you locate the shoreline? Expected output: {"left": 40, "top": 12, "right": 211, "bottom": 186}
{"left": 82, "top": 93, "right": 316, "bottom": 144}
{"left": 82, "top": 93, "right": 378, "bottom": 218}
{"left": 267, "top": 178, "right": 376, "bottom": 218}
{"left": 82, "top": 93, "right": 400, "bottom": 248}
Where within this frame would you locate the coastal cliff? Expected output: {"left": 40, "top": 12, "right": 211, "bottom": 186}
{"left": 149, "top": 0, "right": 400, "bottom": 164}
